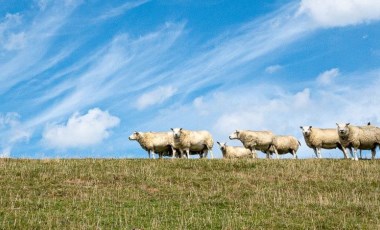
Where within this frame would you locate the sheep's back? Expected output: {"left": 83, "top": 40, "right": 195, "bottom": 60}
{"left": 240, "top": 131, "right": 274, "bottom": 150}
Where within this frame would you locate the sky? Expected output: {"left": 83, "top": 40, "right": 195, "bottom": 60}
{"left": 1, "top": 0, "right": 380, "bottom": 159}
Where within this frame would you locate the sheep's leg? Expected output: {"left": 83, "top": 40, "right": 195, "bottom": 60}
{"left": 292, "top": 150, "right": 297, "bottom": 159}
{"left": 274, "top": 147, "right": 280, "bottom": 159}
{"left": 179, "top": 150, "right": 185, "bottom": 158}
{"left": 353, "top": 148, "right": 358, "bottom": 161}
{"left": 251, "top": 149, "right": 257, "bottom": 159}
{"left": 185, "top": 149, "right": 190, "bottom": 159}
{"left": 148, "top": 150, "right": 155, "bottom": 159}
{"left": 313, "top": 148, "right": 318, "bottom": 158}
{"left": 202, "top": 149, "right": 208, "bottom": 159}
{"left": 209, "top": 150, "right": 214, "bottom": 159}
{"left": 171, "top": 148, "right": 176, "bottom": 159}
{"left": 359, "top": 149, "right": 362, "bottom": 159}
{"left": 348, "top": 148, "right": 356, "bottom": 160}
{"left": 266, "top": 151, "right": 270, "bottom": 159}
{"left": 317, "top": 148, "right": 322, "bottom": 159}
{"left": 339, "top": 146, "right": 348, "bottom": 159}
{"left": 371, "top": 148, "right": 376, "bottom": 160}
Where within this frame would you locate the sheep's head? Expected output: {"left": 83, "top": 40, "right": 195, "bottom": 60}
{"left": 229, "top": 130, "right": 240, "bottom": 140}
{"left": 300, "top": 126, "right": 312, "bottom": 136}
{"left": 129, "top": 131, "right": 141, "bottom": 140}
{"left": 336, "top": 123, "right": 350, "bottom": 136}
{"left": 217, "top": 141, "right": 227, "bottom": 151}
{"left": 171, "top": 128, "right": 183, "bottom": 139}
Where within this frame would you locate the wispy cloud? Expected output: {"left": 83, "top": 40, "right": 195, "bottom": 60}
{"left": 265, "top": 65, "right": 282, "bottom": 74}
{"left": 0, "top": 113, "right": 31, "bottom": 157}
{"left": 316, "top": 68, "right": 340, "bottom": 85}
{"left": 97, "top": 0, "right": 150, "bottom": 20}
{"left": 0, "top": 2, "right": 82, "bottom": 95}
{"left": 136, "top": 86, "right": 177, "bottom": 110}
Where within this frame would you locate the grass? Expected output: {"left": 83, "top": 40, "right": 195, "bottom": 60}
{"left": 0, "top": 158, "right": 379, "bottom": 229}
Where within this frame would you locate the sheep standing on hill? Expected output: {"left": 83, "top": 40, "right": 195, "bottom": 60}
{"left": 229, "top": 130, "right": 275, "bottom": 158}
{"left": 300, "top": 126, "right": 347, "bottom": 159}
{"left": 217, "top": 142, "right": 254, "bottom": 159}
{"left": 129, "top": 131, "right": 176, "bottom": 159}
{"left": 267, "top": 135, "right": 301, "bottom": 159}
{"left": 336, "top": 123, "right": 380, "bottom": 160}
{"left": 170, "top": 128, "right": 214, "bottom": 159}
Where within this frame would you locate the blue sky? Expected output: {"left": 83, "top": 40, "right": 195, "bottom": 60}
{"left": 1, "top": 0, "right": 380, "bottom": 158}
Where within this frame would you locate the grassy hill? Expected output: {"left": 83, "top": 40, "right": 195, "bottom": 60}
{"left": 0, "top": 158, "right": 379, "bottom": 229}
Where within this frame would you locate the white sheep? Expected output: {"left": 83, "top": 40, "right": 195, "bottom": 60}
{"left": 300, "top": 126, "right": 348, "bottom": 159}
{"left": 129, "top": 131, "right": 176, "bottom": 159}
{"left": 216, "top": 142, "right": 254, "bottom": 159}
{"left": 171, "top": 128, "right": 214, "bottom": 159}
{"left": 229, "top": 130, "right": 275, "bottom": 158}
{"left": 336, "top": 123, "right": 380, "bottom": 160}
{"left": 267, "top": 135, "right": 301, "bottom": 159}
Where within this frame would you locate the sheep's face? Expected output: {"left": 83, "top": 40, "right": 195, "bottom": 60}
{"left": 217, "top": 142, "right": 227, "bottom": 150}
{"left": 229, "top": 130, "right": 240, "bottom": 140}
{"left": 129, "top": 131, "right": 140, "bottom": 140}
{"left": 300, "top": 126, "right": 312, "bottom": 136}
{"left": 336, "top": 123, "right": 350, "bottom": 136}
{"left": 171, "top": 128, "right": 183, "bottom": 139}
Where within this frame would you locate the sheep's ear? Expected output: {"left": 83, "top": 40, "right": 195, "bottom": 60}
{"left": 336, "top": 123, "right": 339, "bottom": 126}
{"left": 170, "top": 128, "right": 174, "bottom": 131}
{"left": 299, "top": 126, "right": 302, "bottom": 129}
{"left": 217, "top": 141, "right": 221, "bottom": 146}
{"left": 309, "top": 126, "right": 312, "bottom": 129}
{"left": 368, "top": 122, "right": 371, "bottom": 125}
{"left": 180, "top": 128, "right": 183, "bottom": 131}
{"left": 346, "top": 123, "right": 350, "bottom": 126}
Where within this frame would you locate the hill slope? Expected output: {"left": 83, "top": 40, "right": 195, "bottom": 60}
{"left": 0, "top": 158, "right": 379, "bottom": 229}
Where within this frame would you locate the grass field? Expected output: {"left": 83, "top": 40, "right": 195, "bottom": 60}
{"left": 0, "top": 158, "right": 379, "bottom": 229}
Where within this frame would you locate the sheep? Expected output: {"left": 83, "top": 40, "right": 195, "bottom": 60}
{"left": 129, "top": 131, "right": 176, "bottom": 159}
{"left": 170, "top": 128, "right": 214, "bottom": 159}
{"left": 300, "top": 126, "right": 348, "bottom": 159}
{"left": 336, "top": 123, "right": 380, "bottom": 160}
{"left": 229, "top": 130, "right": 275, "bottom": 158}
{"left": 216, "top": 142, "right": 254, "bottom": 159}
{"left": 359, "top": 122, "right": 380, "bottom": 159}
{"left": 267, "top": 135, "right": 301, "bottom": 159}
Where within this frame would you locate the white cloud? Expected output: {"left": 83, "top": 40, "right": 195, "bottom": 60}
{"left": 42, "top": 108, "right": 120, "bottom": 149}
{"left": 0, "top": 113, "right": 31, "bottom": 157}
{"left": 298, "top": 0, "right": 380, "bottom": 27}
{"left": 136, "top": 86, "right": 177, "bottom": 110}
{"left": 265, "top": 65, "right": 282, "bottom": 74}
{"left": 316, "top": 68, "right": 340, "bottom": 85}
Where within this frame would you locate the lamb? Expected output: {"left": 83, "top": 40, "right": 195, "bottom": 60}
{"left": 229, "top": 130, "right": 275, "bottom": 158}
{"left": 267, "top": 135, "right": 301, "bottom": 159}
{"left": 300, "top": 126, "right": 347, "bottom": 159}
{"left": 171, "top": 128, "right": 214, "bottom": 159}
{"left": 217, "top": 142, "right": 254, "bottom": 159}
{"left": 336, "top": 123, "right": 380, "bottom": 160}
{"left": 129, "top": 131, "right": 176, "bottom": 159}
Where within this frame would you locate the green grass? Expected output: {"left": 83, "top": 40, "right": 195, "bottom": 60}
{"left": 0, "top": 158, "right": 379, "bottom": 229}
